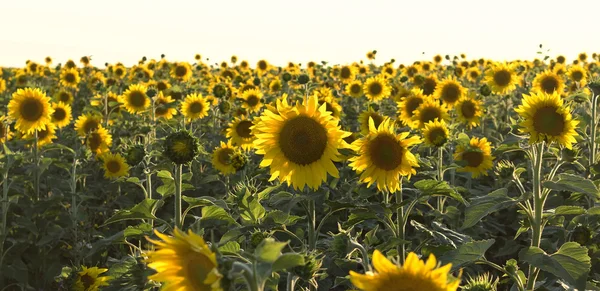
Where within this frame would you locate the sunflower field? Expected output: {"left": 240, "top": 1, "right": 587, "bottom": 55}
{"left": 0, "top": 48, "right": 599, "bottom": 291}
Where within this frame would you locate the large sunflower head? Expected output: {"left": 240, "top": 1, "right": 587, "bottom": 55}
{"left": 60, "top": 68, "right": 81, "bottom": 88}
{"left": 412, "top": 97, "right": 450, "bottom": 129}
{"left": 349, "top": 118, "right": 421, "bottom": 193}
{"left": 484, "top": 63, "right": 518, "bottom": 95}
{"left": 363, "top": 75, "right": 392, "bottom": 101}
{"left": 252, "top": 94, "right": 349, "bottom": 190}
{"left": 146, "top": 229, "right": 222, "bottom": 291}
{"left": 163, "top": 130, "right": 200, "bottom": 165}
{"left": 170, "top": 62, "right": 193, "bottom": 81}
{"left": 73, "top": 266, "right": 111, "bottom": 291}
{"left": 514, "top": 91, "right": 579, "bottom": 149}
{"left": 532, "top": 70, "right": 565, "bottom": 95}
{"left": 226, "top": 115, "right": 255, "bottom": 151}
{"left": 153, "top": 92, "right": 178, "bottom": 120}
{"left": 101, "top": 152, "right": 130, "bottom": 179}
{"left": 8, "top": 87, "right": 54, "bottom": 134}
{"left": 181, "top": 93, "right": 210, "bottom": 121}
{"left": 397, "top": 88, "right": 426, "bottom": 128}
{"left": 86, "top": 126, "right": 112, "bottom": 155}
{"left": 350, "top": 250, "right": 460, "bottom": 291}
{"left": 359, "top": 108, "right": 386, "bottom": 135}
{"left": 120, "top": 84, "right": 150, "bottom": 114}
{"left": 74, "top": 113, "right": 102, "bottom": 137}
{"left": 241, "top": 89, "right": 263, "bottom": 113}
{"left": 211, "top": 141, "right": 237, "bottom": 175}
{"left": 434, "top": 77, "right": 466, "bottom": 108}
{"left": 51, "top": 102, "right": 72, "bottom": 128}
{"left": 455, "top": 96, "right": 483, "bottom": 128}
{"left": 453, "top": 137, "right": 494, "bottom": 178}
{"left": 422, "top": 119, "right": 449, "bottom": 147}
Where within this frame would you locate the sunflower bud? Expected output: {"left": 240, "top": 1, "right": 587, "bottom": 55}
{"left": 400, "top": 76, "right": 409, "bottom": 83}
{"left": 218, "top": 101, "right": 231, "bottom": 114}
{"left": 252, "top": 77, "right": 261, "bottom": 86}
{"left": 146, "top": 88, "right": 157, "bottom": 98}
{"left": 571, "top": 91, "right": 590, "bottom": 103}
{"left": 561, "top": 147, "right": 580, "bottom": 163}
{"left": 250, "top": 230, "right": 268, "bottom": 248}
{"left": 282, "top": 72, "right": 292, "bottom": 82}
{"left": 291, "top": 252, "right": 323, "bottom": 281}
{"left": 163, "top": 130, "right": 200, "bottom": 165}
{"left": 588, "top": 80, "right": 600, "bottom": 96}
{"left": 479, "top": 84, "right": 492, "bottom": 97}
{"left": 462, "top": 273, "right": 498, "bottom": 291}
{"left": 126, "top": 144, "right": 146, "bottom": 166}
{"left": 212, "top": 83, "right": 228, "bottom": 98}
{"left": 230, "top": 150, "right": 248, "bottom": 171}
{"left": 572, "top": 225, "right": 592, "bottom": 245}
{"left": 494, "top": 160, "right": 515, "bottom": 179}
{"left": 329, "top": 232, "right": 350, "bottom": 258}
{"left": 161, "top": 54, "right": 165, "bottom": 59}
{"left": 297, "top": 74, "right": 310, "bottom": 85}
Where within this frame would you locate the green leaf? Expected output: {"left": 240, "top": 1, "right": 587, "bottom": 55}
{"left": 264, "top": 210, "right": 302, "bottom": 225}
{"left": 238, "top": 190, "right": 266, "bottom": 225}
{"left": 519, "top": 242, "right": 591, "bottom": 290}
{"left": 255, "top": 238, "right": 288, "bottom": 263}
{"left": 199, "top": 174, "right": 220, "bottom": 184}
{"left": 543, "top": 173, "right": 600, "bottom": 199}
{"left": 462, "top": 188, "right": 516, "bottom": 229}
{"left": 123, "top": 223, "right": 153, "bottom": 238}
{"left": 157, "top": 170, "right": 174, "bottom": 180}
{"left": 103, "top": 199, "right": 162, "bottom": 226}
{"left": 272, "top": 253, "right": 305, "bottom": 272}
{"left": 439, "top": 239, "right": 495, "bottom": 270}
{"left": 554, "top": 206, "right": 586, "bottom": 216}
{"left": 200, "top": 205, "right": 237, "bottom": 226}
{"left": 219, "top": 241, "right": 241, "bottom": 254}
{"left": 343, "top": 210, "right": 378, "bottom": 228}
{"left": 414, "top": 179, "right": 466, "bottom": 205}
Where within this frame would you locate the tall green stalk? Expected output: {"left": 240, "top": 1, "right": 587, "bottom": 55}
{"left": 395, "top": 178, "right": 405, "bottom": 264}
{"left": 307, "top": 198, "right": 316, "bottom": 250}
{"left": 33, "top": 130, "right": 39, "bottom": 201}
{"left": 590, "top": 93, "right": 598, "bottom": 173}
{"left": 174, "top": 164, "right": 183, "bottom": 229}
{"left": 526, "top": 142, "right": 545, "bottom": 291}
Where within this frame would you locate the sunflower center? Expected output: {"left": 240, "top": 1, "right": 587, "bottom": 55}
{"left": 246, "top": 95, "right": 260, "bottom": 107}
{"left": 20, "top": 98, "right": 44, "bottom": 122}
{"left": 421, "top": 79, "right": 437, "bottom": 95}
{"left": 533, "top": 106, "right": 565, "bottom": 136}
{"left": 37, "top": 128, "right": 49, "bottom": 139}
{"left": 258, "top": 61, "right": 267, "bottom": 70}
{"left": 189, "top": 102, "right": 204, "bottom": 114}
{"left": 106, "top": 160, "right": 121, "bottom": 173}
{"left": 405, "top": 97, "right": 424, "bottom": 117}
{"left": 172, "top": 141, "right": 190, "bottom": 155}
{"left": 493, "top": 70, "right": 511, "bottom": 87}
{"left": 572, "top": 71, "right": 584, "bottom": 81}
{"left": 340, "top": 67, "right": 351, "bottom": 79}
{"left": 175, "top": 65, "right": 188, "bottom": 77}
{"left": 218, "top": 148, "right": 234, "bottom": 165}
{"left": 350, "top": 84, "right": 362, "bottom": 94}
{"left": 419, "top": 107, "right": 441, "bottom": 124}
{"left": 470, "top": 71, "right": 479, "bottom": 78}
{"left": 115, "top": 68, "right": 124, "bottom": 76}
{"left": 157, "top": 82, "right": 168, "bottom": 91}
{"left": 278, "top": 115, "right": 328, "bottom": 166}
{"left": 128, "top": 91, "right": 147, "bottom": 108}
{"left": 460, "top": 101, "right": 476, "bottom": 119}
{"left": 540, "top": 76, "right": 559, "bottom": 93}
{"left": 59, "top": 92, "right": 71, "bottom": 102}
{"left": 235, "top": 120, "right": 253, "bottom": 138}
{"left": 80, "top": 274, "right": 95, "bottom": 290}
{"left": 87, "top": 133, "right": 102, "bottom": 151}
{"left": 64, "top": 73, "right": 76, "bottom": 83}
{"left": 155, "top": 106, "right": 168, "bottom": 116}
{"left": 369, "top": 82, "right": 383, "bottom": 96}
{"left": 441, "top": 83, "right": 461, "bottom": 103}
{"left": 52, "top": 108, "right": 66, "bottom": 121}
{"left": 368, "top": 134, "right": 403, "bottom": 171}
{"left": 428, "top": 128, "right": 447, "bottom": 146}
{"left": 462, "top": 151, "right": 484, "bottom": 167}
{"left": 83, "top": 119, "right": 99, "bottom": 134}
{"left": 185, "top": 253, "right": 216, "bottom": 290}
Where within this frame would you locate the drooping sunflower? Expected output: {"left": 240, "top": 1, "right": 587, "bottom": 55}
{"left": 346, "top": 80, "right": 364, "bottom": 98}
{"left": 60, "top": 68, "right": 81, "bottom": 88}
{"left": 211, "top": 141, "right": 237, "bottom": 175}
{"left": 455, "top": 96, "right": 483, "bottom": 128}
{"left": 484, "top": 63, "right": 518, "bottom": 95}
{"left": 359, "top": 107, "right": 386, "bottom": 135}
{"left": 170, "top": 62, "right": 193, "bottom": 81}
{"left": 73, "top": 266, "right": 111, "bottom": 291}
{"left": 145, "top": 229, "right": 223, "bottom": 291}
{"left": 566, "top": 65, "right": 588, "bottom": 86}
{"left": 226, "top": 116, "right": 255, "bottom": 151}
{"left": 25, "top": 122, "right": 56, "bottom": 147}
{"left": 51, "top": 102, "right": 72, "bottom": 128}
{"left": 101, "top": 152, "right": 130, "bottom": 179}
{"left": 412, "top": 97, "right": 450, "bottom": 129}
{"left": 514, "top": 91, "right": 579, "bottom": 149}
{"left": 434, "top": 77, "right": 466, "bottom": 108}
{"left": 120, "top": 84, "right": 150, "bottom": 114}
{"left": 74, "top": 113, "right": 102, "bottom": 137}
{"left": 350, "top": 250, "right": 460, "bottom": 291}
{"left": 363, "top": 75, "right": 391, "bottom": 101}
{"left": 86, "top": 126, "right": 112, "bottom": 155}
{"left": 8, "top": 87, "right": 54, "bottom": 134}
{"left": 454, "top": 137, "right": 494, "bottom": 178}
{"left": 532, "top": 70, "right": 565, "bottom": 95}
{"left": 252, "top": 95, "right": 349, "bottom": 190}
{"left": 0, "top": 116, "right": 13, "bottom": 143}
{"left": 241, "top": 89, "right": 263, "bottom": 113}
{"left": 422, "top": 119, "right": 450, "bottom": 147}
{"left": 181, "top": 93, "right": 210, "bottom": 122}
{"left": 396, "top": 88, "right": 425, "bottom": 128}
{"left": 349, "top": 118, "right": 421, "bottom": 193}
{"left": 153, "top": 92, "right": 178, "bottom": 120}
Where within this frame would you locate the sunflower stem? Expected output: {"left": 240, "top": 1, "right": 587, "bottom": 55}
{"left": 33, "top": 130, "right": 39, "bottom": 201}
{"left": 70, "top": 157, "right": 78, "bottom": 255}
{"left": 436, "top": 147, "right": 446, "bottom": 213}
{"left": 349, "top": 238, "right": 371, "bottom": 272}
{"left": 286, "top": 273, "right": 298, "bottom": 291}
{"left": 0, "top": 146, "right": 12, "bottom": 273}
{"left": 395, "top": 178, "right": 406, "bottom": 264}
{"left": 174, "top": 164, "right": 183, "bottom": 229}
{"left": 307, "top": 198, "right": 316, "bottom": 250}
{"left": 590, "top": 93, "right": 598, "bottom": 174}
{"left": 526, "top": 142, "right": 545, "bottom": 291}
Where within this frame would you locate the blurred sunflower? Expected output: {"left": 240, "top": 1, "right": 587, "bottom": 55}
{"left": 350, "top": 250, "right": 460, "bottom": 291}
{"left": 86, "top": 126, "right": 112, "bottom": 155}
{"left": 412, "top": 97, "right": 450, "bottom": 129}
{"left": 145, "top": 229, "right": 222, "bottom": 291}
{"left": 434, "top": 77, "right": 466, "bottom": 108}
{"left": 339, "top": 65, "right": 356, "bottom": 83}
{"left": 349, "top": 118, "right": 421, "bottom": 192}
{"left": 359, "top": 107, "right": 385, "bottom": 135}
{"left": 422, "top": 119, "right": 449, "bottom": 147}
{"left": 397, "top": 88, "right": 425, "bottom": 128}
{"left": 515, "top": 91, "right": 579, "bottom": 149}
{"left": 211, "top": 141, "right": 237, "bottom": 175}
{"left": 455, "top": 96, "right": 483, "bottom": 128}
{"left": 0, "top": 78, "right": 6, "bottom": 93}
{"left": 101, "top": 152, "right": 130, "bottom": 179}
{"left": 256, "top": 59, "right": 270, "bottom": 75}
{"left": 154, "top": 80, "right": 171, "bottom": 92}
{"left": 181, "top": 93, "right": 209, "bottom": 122}
{"left": 465, "top": 67, "right": 481, "bottom": 82}
{"left": 120, "top": 84, "right": 150, "bottom": 114}
{"left": 112, "top": 65, "right": 127, "bottom": 79}
{"left": 25, "top": 122, "right": 56, "bottom": 147}
{"left": 566, "top": 65, "right": 587, "bottom": 85}
{"left": 532, "top": 70, "right": 565, "bottom": 95}
{"left": 51, "top": 102, "right": 72, "bottom": 128}
{"left": 153, "top": 93, "right": 178, "bottom": 120}
{"left": 241, "top": 89, "right": 263, "bottom": 113}
{"left": 54, "top": 90, "right": 74, "bottom": 104}
{"left": 73, "top": 266, "right": 111, "bottom": 291}
{"left": 269, "top": 79, "right": 282, "bottom": 93}
{"left": 226, "top": 116, "right": 255, "bottom": 151}
{"left": 60, "top": 68, "right": 81, "bottom": 88}
{"left": 382, "top": 64, "right": 397, "bottom": 78}
{"left": 484, "top": 63, "right": 518, "bottom": 95}
{"left": 363, "top": 75, "right": 391, "bottom": 101}
{"left": 0, "top": 116, "right": 13, "bottom": 143}
{"left": 74, "top": 114, "right": 102, "bottom": 137}
{"left": 8, "top": 88, "right": 54, "bottom": 134}
{"left": 454, "top": 137, "right": 494, "bottom": 178}
{"left": 252, "top": 95, "right": 349, "bottom": 190}
{"left": 170, "top": 62, "right": 193, "bottom": 81}
{"left": 318, "top": 95, "right": 342, "bottom": 118}
{"left": 345, "top": 80, "right": 363, "bottom": 98}
{"left": 419, "top": 75, "right": 438, "bottom": 96}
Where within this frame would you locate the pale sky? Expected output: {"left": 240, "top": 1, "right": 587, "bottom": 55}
{"left": 1, "top": 0, "right": 599, "bottom": 68}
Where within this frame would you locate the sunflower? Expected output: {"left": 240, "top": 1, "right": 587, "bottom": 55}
{"left": 454, "top": 137, "right": 494, "bottom": 178}
{"left": 86, "top": 126, "right": 112, "bottom": 155}
{"left": 60, "top": 68, "right": 80, "bottom": 88}
{"left": 154, "top": 93, "right": 178, "bottom": 120}
{"left": 51, "top": 102, "right": 72, "bottom": 128}
{"left": 211, "top": 141, "right": 237, "bottom": 175}
{"left": 319, "top": 95, "right": 343, "bottom": 118}
{"left": 382, "top": 64, "right": 397, "bottom": 78}
{"left": 181, "top": 93, "right": 209, "bottom": 122}
{"left": 145, "top": 229, "right": 223, "bottom": 291}
{"left": 484, "top": 63, "right": 518, "bottom": 95}
{"left": 73, "top": 266, "right": 111, "bottom": 291}
{"left": 241, "top": 89, "right": 263, "bottom": 113}
{"left": 252, "top": 94, "right": 349, "bottom": 190}
{"left": 346, "top": 80, "right": 364, "bottom": 98}
{"left": 256, "top": 59, "right": 270, "bottom": 75}
{"left": 349, "top": 118, "right": 421, "bottom": 192}
{"left": 532, "top": 70, "right": 565, "bottom": 95}
{"left": 8, "top": 87, "right": 54, "bottom": 134}
{"left": 74, "top": 114, "right": 102, "bottom": 137}
{"left": 0, "top": 78, "right": 6, "bottom": 93}
{"left": 101, "top": 152, "right": 130, "bottom": 179}
{"left": 0, "top": 116, "right": 13, "bottom": 143}
{"left": 465, "top": 67, "right": 481, "bottom": 82}
{"left": 514, "top": 91, "right": 579, "bottom": 149}
{"left": 350, "top": 250, "right": 460, "bottom": 291}
{"left": 170, "top": 62, "right": 193, "bottom": 81}
{"left": 397, "top": 88, "right": 425, "bottom": 128}
{"left": 54, "top": 90, "right": 74, "bottom": 104}
{"left": 422, "top": 119, "right": 449, "bottom": 147}
{"left": 112, "top": 65, "right": 127, "bottom": 79}
{"left": 226, "top": 116, "right": 255, "bottom": 151}
{"left": 363, "top": 75, "right": 391, "bottom": 101}
{"left": 434, "top": 77, "right": 466, "bottom": 108}
{"left": 163, "top": 130, "right": 200, "bottom": 165}
{"left": 339, "top": 65, "right": 356, "bottom": 83}
{"left": 566, "top": 65, "right": 587, "bottom": 85}
{"left": 120, "top": 84, "right": 150, "bottom": 114}
{"left": 359, "top": 108, "right": 386, "bottom": 135}
{"left": 154, "top": 80, "right": 171, "bottom": 92}
{"left": 269, "top": 79, "right": 282, "bottom": 93}
{"left": 455, "top": 96, "right": 483, "bottom": 128}
{"left": 419, "top": 75, "right": 438, "bottom": 96}
{"left": 25, "top": 123, "right": 56, "bottom": 147}
{"left": 412, "top": 97, "right": 450, "bottom": 129}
